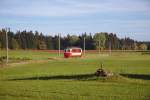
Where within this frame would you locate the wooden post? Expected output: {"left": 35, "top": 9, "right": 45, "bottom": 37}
{"left": 58, "top": 33, "right": 60, "bottom": 56}
{"left": 109, "top": 41, "right": 111, "bottom": 55}
{"left": 6, "top": 28, "right": 9, "bottom": 64}
{"left": 83, "top": 37, "right": 85, "bottom": 55}
{"left": 99, "top": 36, "right": 100, "bottom": 54}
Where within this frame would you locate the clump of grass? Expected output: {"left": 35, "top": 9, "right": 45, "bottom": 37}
{"left": 0, "top": 56, "right": 31, "bottom": 64}
{"left": 13, "top": 57, "right": 31, "bottom": 61}
{"left": 0, "top": 56, "right": 6, "bottom": 63}
{"left": 141, "top": 52, "right": 150, "bottom": 55}
{"left": 91, "top": 74, "right": 128, "bottom": 82}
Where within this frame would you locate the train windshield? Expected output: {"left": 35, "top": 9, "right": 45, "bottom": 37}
{"left": 64, "top": 49, "right": 70, "bottom": 52}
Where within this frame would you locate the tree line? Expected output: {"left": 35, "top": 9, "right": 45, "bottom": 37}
{"left": 0, "top": 28, "right": 149, "bottom": 50}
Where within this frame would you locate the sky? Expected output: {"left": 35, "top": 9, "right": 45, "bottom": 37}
{"left": 0, "top": 0, "right": 150, "bottom": 41}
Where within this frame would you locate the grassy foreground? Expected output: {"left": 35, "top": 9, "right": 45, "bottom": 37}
{"left": 0, "top": 50, "right": 150, "bottom": 100}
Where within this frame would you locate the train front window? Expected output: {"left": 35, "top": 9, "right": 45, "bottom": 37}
{"left": 65, "top": 49, "right": 70, "bottom": 52}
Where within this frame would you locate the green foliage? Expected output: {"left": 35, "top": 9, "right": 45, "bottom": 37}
{"left": 0, "top": 29, "right": 6, "bottom": 49}
{"left": 139, "top": 43, "right": 148, "bottom": 50}
{"left": 68, "top": 35, "right": 79, "bottom": 46}
{"left": 0, "top": 56, "right": 6, "bottom": 62}
{"left": 93, "top": 33, "right": 106, "bottom": 50}
{"left": 11, "top": 38, "right": 19, "bottom": 49}
{"left": 0, "top": 41, "right": 2, "bottom": 49}
{"left": 46, "top": 36, "right": 54, "bottom": 50}
{"left": 38, "top": 41, "right": 47, "bottom": 50}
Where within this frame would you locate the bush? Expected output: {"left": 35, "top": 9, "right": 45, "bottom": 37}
{"left": 0, "top": 56, "right": 6, "bottom": 62}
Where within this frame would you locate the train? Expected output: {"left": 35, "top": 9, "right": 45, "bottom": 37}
{"left": 64, "top": 47, "right": 82, "bottom": 58}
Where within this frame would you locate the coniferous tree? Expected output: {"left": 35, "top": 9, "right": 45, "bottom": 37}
{"left": 0, "top": 28, "right": 149, "bottom": 50}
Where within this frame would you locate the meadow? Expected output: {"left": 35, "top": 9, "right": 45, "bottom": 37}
{"left": 0, "top": 50, "right": 150, "bottom": 100}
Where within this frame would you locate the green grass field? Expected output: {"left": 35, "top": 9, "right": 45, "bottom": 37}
{"left": 0, "top": 50, "right": 150, "bottom": 100}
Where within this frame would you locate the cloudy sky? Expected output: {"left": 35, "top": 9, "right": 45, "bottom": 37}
{"left": 0, "top": 0, "right": 150, "bottom": 41}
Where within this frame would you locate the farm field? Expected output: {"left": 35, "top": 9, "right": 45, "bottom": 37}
{"left": 0, "top": 50, "right": 150, "bottom": 100}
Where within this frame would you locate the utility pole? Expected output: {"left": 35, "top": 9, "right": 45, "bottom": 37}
{"left": 6, "top": 28, "right": 9, "bottom": 64}
{"left": 134, "top": 41, "right": 136, "bottom": 51}
{"left": 58, "top": 33, "right": 60, "bottom": 56}
{"left": 109, "top": 41, "right": 111, "bottom": 55}
{"left": 83, "top": 37, "right": 85, "bottom": 55}
{"left": 99, "top": 35, "right": 100, "bottom": 54}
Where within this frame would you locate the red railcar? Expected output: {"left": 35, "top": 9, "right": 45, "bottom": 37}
{"left": 64, "top": 47, "right": 82, "bottom": 58}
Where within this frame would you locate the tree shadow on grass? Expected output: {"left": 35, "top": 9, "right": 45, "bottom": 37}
{"left": 120, "top": 74, "right": 150, "bottom": 80}
{"left": 9, "top": 73, "right": 96, "bottom": 81}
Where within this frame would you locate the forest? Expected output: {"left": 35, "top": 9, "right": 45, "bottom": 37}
{"left": 0, "top": 28, "right": 149, "bottom": 50}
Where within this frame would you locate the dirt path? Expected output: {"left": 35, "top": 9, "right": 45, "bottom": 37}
{"left": 10, "top": 60, "right": 50, "bottom": 66}
{"left": 0, "top": 60, "right": 49, "bottom": 68}
{"left": 0, "top": 57, "right": 64, "bottom": 68}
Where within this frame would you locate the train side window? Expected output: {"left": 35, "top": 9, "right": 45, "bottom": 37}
{"left": 72, "top": 49, "right": 81, "bottom": 52}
